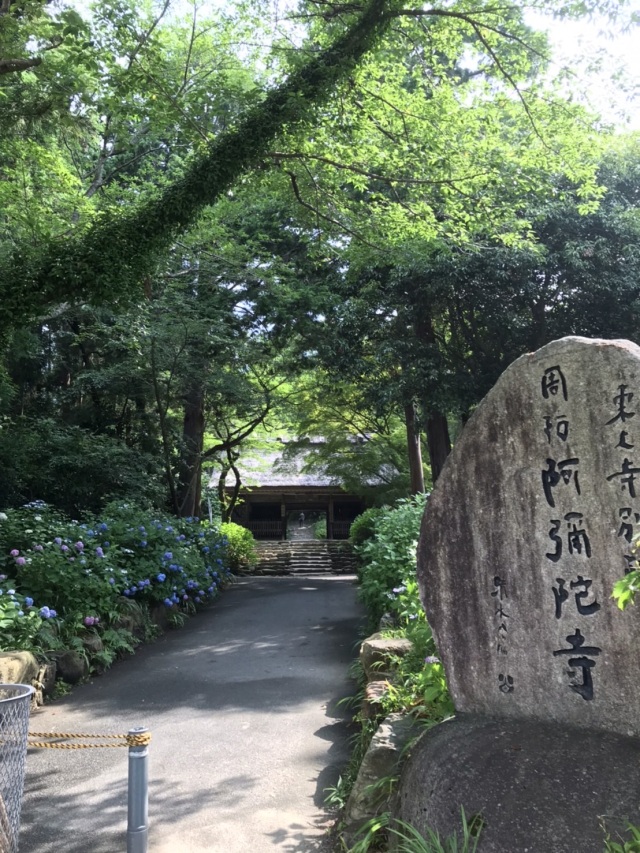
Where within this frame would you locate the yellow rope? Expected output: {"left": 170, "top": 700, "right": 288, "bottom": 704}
{"left": 27, "top": 731, "right": 151, "bottom": 749}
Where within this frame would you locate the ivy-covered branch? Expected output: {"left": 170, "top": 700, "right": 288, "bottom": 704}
{"left": 2, "top": 0, "right": 400, "bottom": 327}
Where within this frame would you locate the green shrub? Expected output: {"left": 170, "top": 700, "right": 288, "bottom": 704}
{"left": 0, "top": 418, "right": 164, "bottom": 516}
{"left": 312, "top": 519, "right": 327, "bottom": 539}
{"left": 219, "top": 522, "right": 257, "bottom": 572}
{"left": 355, "top": 494, "right": 428, "bottom": 624}
{"left": 349, "top": 506, "right": 387, "bottom": 547}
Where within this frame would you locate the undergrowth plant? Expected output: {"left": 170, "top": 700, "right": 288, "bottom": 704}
{"left": 346, "top": 809, "right": 483, "bottom": 853}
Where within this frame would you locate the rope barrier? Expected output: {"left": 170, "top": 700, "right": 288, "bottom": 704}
{"left": 27, "top": 731, "right": 152, "bottom": 749}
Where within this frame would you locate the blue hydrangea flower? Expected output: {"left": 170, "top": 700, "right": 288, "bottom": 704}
{"left": 24, "top": 597, "right": 33, "bottom": 607}
{"left": 157, "top": 573, "right": 166, "bottom": 582}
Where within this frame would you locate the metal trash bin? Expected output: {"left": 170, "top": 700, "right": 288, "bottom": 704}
{"left": 0, "top": 685, "right": 33, "bottom": 853}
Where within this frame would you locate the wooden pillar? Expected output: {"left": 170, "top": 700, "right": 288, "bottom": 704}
{"left": 329, "top": 498, "right": 335, "bottom": 539}
{"left": 281, "top": 499, "right": 287, "bottom": 541}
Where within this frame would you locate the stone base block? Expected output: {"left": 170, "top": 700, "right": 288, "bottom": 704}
{"left": 360, "top": 636, "right": 413, "bottom": 680}
{"left": 395, "top": 715, "right": 640, "bottom": 853}
{"left": 345, "top": 713, "right": 419, "bottom": 827}
{"left": 362, "top": 680, "right": 389, "bottom": 719}
{"left": 0, "top": 651, "right": 40, "bottom": 685}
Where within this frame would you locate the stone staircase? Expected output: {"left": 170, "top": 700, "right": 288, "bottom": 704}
{"left": 252, "top": 540, "right": 358, "bottom": 575}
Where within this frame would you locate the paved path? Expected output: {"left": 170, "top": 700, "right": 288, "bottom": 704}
{"left": 20, "top": 575, "right": 364, "bottom": 853}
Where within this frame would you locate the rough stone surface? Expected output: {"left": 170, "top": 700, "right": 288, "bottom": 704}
{"left": 81, "top": 634, "right": 104, "bottom": 656}
{"left": 362, "top": 679, "right": 389, "bottom": 719}
{"left": 396, "top": 715, "right": 640, "bottom": 853}
{"left": 115, "top": 609, "right": 147, "bottom": 638}
{"left": 345, "top": 713, "right": 419, "bottom": 826}
{"left": 39, "top": 662, "right": 57, "bottom": 695}
{"left": 0, "top": 651, "right": 39, "bottom": 685}
{"left": 360, "top": 637, "right": 413, "bottom": 681}
{"left": 418, "top": 337, "right": 640, "bottom": 737}
{"left": 49, "top": 651, "right": 88, "bottom": 684}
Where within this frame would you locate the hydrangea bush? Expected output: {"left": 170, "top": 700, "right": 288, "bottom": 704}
{"left": 0, "top": 501, "right": 240, "bottom": 672}
{"left": 354, "top": 493, "right": 428, "bottom": 625}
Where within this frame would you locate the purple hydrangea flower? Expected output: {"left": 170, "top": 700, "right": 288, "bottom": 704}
{"left": 9, "top": 549, "right": 19, "bottom": 557}
{"left": 54, "top": 537, "right": 62, "bottom": 545}
{"left": 75, "top": 541, "right": 84, "bottom": 551}
{"left": 424, "top": 656, "right": 440, "bottom": 665}
{"left": 95, "top": 547, "right": 104, "bottom": 558}
{"left": 84, "top": 616, "right": 95, "bottom": 627}
{"left": 34, "top": 544, "right": 43, "bottom": 551}
{"left": 61, "top": 544, "right": 69, "bottom": 552}
{"left": 15, "top": 557, "right": 25, "bottom": 566}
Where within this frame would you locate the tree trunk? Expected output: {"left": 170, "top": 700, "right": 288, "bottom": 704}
{"left": 177, "top": 380, "right": 205, "bottom": 517}
{"left": 404, "top": 401, "right": 425, "bottom": 494}
{"left": 412, "top": 308, "right": 452, "bottom": 483}
{"left": 426, "top": 412, "right": 451, "bottom": 483}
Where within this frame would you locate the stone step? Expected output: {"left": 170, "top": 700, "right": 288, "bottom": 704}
{"left": 252, "top": 540, "right": 358, "bottom": 576}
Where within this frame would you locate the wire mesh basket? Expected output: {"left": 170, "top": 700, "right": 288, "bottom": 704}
{"left": 0, "top": 685, "right": 33, "bottom": 853}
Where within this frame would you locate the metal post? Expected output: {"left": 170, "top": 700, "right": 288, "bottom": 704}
{"left": 127, "top": 727, "right": 149, "bottom": 853}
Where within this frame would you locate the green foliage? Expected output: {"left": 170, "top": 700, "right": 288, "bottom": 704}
{"left": 603, "top": 820, "right": 640, "bottom": 852}
{"left": 350, "top": 507, "right": 387, "bottom": 547}
{"left": 356, "top": 495, "right": 428, "bottom": 624}
{"left": 219, "top": 522, "right": 257, "bottom": 572}
{"left": 346, "top": 809, "right": 482, "bottom": 853}
{"left": 374, "top": 579, "right": 454, "bottom": 721}
{"left": 612, "top": 570, "right": 640, "bottom": 610}
{"left": 325, "top": 715, "right": 378, "bottom": 811}
{"left": 312, "top": 519, "right": 327, "bottom": 540}
{"left": 612, "top": 528, "right": 640, "bottom": 609}
{"left": 0, "top": 417, "right": 164, "bottom": 516}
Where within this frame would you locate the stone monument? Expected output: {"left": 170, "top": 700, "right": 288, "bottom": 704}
{"left": 395, "top": 338, "right": 640, "bottom": 852}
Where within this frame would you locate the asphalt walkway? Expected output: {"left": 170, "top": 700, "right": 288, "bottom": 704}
{"left": 20, "top": 575, "right": 364, "bottom": 853}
